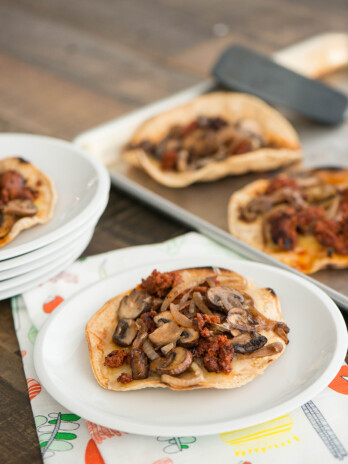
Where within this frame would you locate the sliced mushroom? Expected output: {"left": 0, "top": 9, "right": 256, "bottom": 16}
{"left": 161, "top": 361, "right": 204, "bottom": 388}
{"left": 132, "top": 319, "right": 148, "bottom": 349}
{"left": 232, "top": 333, "right": 267, "bottom": 354}
{"left": 2, "top": 199, "right": 38, "bottom": 217}
{"left": 130, "top": 348, "right": 149, "bottom": 380}
{"left": 240, "top": 197, "right": 273, "bottom": 222}
{"left": 0, "top": 213, "right": 15, "bottom": 238}
{"left": 150, "top": 347, "right": 193, "bottom": 375}
{"left": 154, "top": 311, "right": 174, "bottom": 326}
{"left": 210, "top": 322, "right": 231, "bottom": 334}
{"left": 226, "top": 307, "right": 258, "bottom": 332}
{"left": 246, "top": 342, "right": 283, "bottom": 358}
{"left": 178, "top": 328, "right": 199, "bottom": 348}
{"left": 113, "top": 318, "right": 137, "bottom": 347}
{"left": 206, "top": 286, "right": 244, "bottom": 313}
{"left": 148, "top": 321, "right": 183, "bottom": 347}
{"left": 118, "top": 289, "right": 152, "bottom": 320}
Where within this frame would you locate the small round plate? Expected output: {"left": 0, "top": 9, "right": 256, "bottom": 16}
{"left": 0, "top": 192, "right": 108, "bottom": 275}
{"left": 0, "top": 229, "right": 93, "bottom": 300}
{"left": 0, "top": 134, "right": 110, "bottom": 260}
{"left": 34, "top": 257, "right": 347, "bottom": 437}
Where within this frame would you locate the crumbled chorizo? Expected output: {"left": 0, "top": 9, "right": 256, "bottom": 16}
{"left": 314, "top": 217, "right": 348, "bottom": 255}
{"left": 265, "top": 176, "right": 300, "bottom": 195}
{"left": 104, "top": 349, "right": 128, "bottom": 368}
{"left": 296, "top": 206, "right": 325, "bottom": 234}
{"left": 233, "top": 139, "right": 253, "bottom": 155}
{"left": 0, "top": 170, "right": 25, "bottom": 192}
{"left": 193, "top": 335, "right": 234, "bottom": 374}
{"left": 140, "top": 310, "right": 157, "bottom": 333}
{"left": 267, "top": 207, "right": 298, "bottom": 250}
{"left": 117, "top": 373, "right": 133, "bottom": 384}
{"left": 195, "top": 313, "right": 221, "bottom": 338}
{"left": 140, "top": 269, "right": 182, "bottom": 298}
{"left": 161, "top": 150, "right": 178, "bottom": 170}
{"left": 193, "top": 286, "right": 208, "bottom": 294}
{"left": 0, "top": 170, "right": 37, "bottom": 204}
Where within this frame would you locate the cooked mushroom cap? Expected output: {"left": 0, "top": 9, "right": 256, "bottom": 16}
{"left": 232, "top": 333, "right": 267, "bottom": 354}
{"left": 206, "top": 286, "right": 244, "bottom": 312}
{"left": 227, "top": 307, "right": 257, "bottom": 332}
{"left": 2, "top": 199, "right": 38, "bottom": 217}
{"left": 149, "top": 321, "right": 182, "bottom": 347}
{"left": 0, "top": 213, "right": 14, "bottom": 238}
{"left": 154, "top": 311, "right": 174, "bottom": 326}
{"left": 178, "top": 328, "right": 199, "bottom": 348}
{"left": 150, "top": 347, "right": 193, "bottom": 375}
{"left": 118, "top": 289, "right": 152, "bottom": 320}
{"left": 132, "top": 319, "right": 148, "bottom": 349}
{"left": 113, "top": 318, "right": 137, "bottom": 347}
{"left": 130, "top": 348, "right": 149, "bottom": 379}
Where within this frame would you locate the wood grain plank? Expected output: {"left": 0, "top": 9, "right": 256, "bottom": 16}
{"left": 0, "top": 373, "right": 42, "bottom": 463}
{"left": 0, "top": 53, "right": 132, "bottom": 139}
{"left": 0, "top": 1, "right": 198, "bottom": 107}
{"left": 7, "top": 0, "right": 347, "bottom": 59}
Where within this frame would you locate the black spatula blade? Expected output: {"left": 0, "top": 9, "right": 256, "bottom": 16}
{"left": 213, "top": 44, "right": 347, "bottom": 125}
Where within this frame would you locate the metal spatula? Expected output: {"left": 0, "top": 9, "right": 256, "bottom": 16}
{"left": 213, "top": 44, "right": 348, "bottom": 125}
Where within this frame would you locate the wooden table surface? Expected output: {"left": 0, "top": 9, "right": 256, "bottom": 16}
{"left": 1, "top": 1, "right": 348, "bottom": 462}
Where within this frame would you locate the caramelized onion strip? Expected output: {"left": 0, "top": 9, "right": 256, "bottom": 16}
{"left": 161, "top": 275, "right": 215, "bottom": 312}
{"left": 170, "top": 304, "right": 193, "bottom": 328}
{"left": 142, "top": 339, "right": 159, "bottom": 361}
{"left": 192, "top": 292, "right": 213, "bottom": 315}
{"left": 161, "top": 362, "right": 204, "bottom": 388}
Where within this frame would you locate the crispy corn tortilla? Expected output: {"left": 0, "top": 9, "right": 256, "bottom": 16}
{"left": 86, "top": 267, "right": 287, "bottom": 391}
{"left": 123, "top": 92, "right": 302, "bottom": 188}
{"left": 228, "top": 170, "right": 348, "bottom": 274}
{"left": 0, "top": 157, "right": 56, "bottom": 247}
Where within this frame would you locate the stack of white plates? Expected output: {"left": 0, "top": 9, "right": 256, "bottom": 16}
{"left": 0, "top": 134, "right": 110, "bottom": 300}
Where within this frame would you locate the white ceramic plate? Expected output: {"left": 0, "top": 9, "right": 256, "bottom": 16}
{"left": 0, "top": 192, "right": 108, "bottom": 274}
{"left": 0, "top": 134, "right": 110, "bottom": 260}
{"left": 0, "top": 229, "right": 94, "bottom": 292}
{"left": 0, "top": 230, "right": 93, "bottom": 300}
{"left": 0, "top": 226, "right": 93, "bottom": 280}
{"left": 34, "top": 257, "right": 348, "bottom": 436}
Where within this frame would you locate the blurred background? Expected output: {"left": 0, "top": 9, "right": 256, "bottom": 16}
{"left": 1, "top": 0, "right": 347, "bottom": 140}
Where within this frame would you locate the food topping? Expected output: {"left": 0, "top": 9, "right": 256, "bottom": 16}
{"left": 0, "top": 170, "right": 37, "bottom": 205}
{"left": 105, "top": 270, "right": 288, "bottom": 384}
{"left": 193, "top": 335, "right": 234, "bottom": 374}
{"left": 240, "top": 172, "right": 348, "bottom": 255}
{"left": 104, "top": 349, "right": 128, "bottom": 368}
{"left": 130, "top": 349, "right": 149, "bottom": 380}
{"left": 117, "top": 372, "right": 133, "bottom": 384}
{"left": 0, "top": 169, "right": 39, "bottom": 237}
{"left": 112, "top": 318, "right": 137, "bottom": 347}
{"left": 140, "top": 269, "right": 182, "bottom": 298}
{"left": 118, "top": 289, "right": 152, "bottom": 320}
{"left": 129, "top": 116, "right": 279, "bottom": 172}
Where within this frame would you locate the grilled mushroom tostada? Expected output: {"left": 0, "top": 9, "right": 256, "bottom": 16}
{"left": 0, "top": 157, "right": 56, "bottom": 247}
{"left": 123, "top": 92, "right": 301, "bottom": 188}
{"left": 228, "top": 168, "right": 348, "bottom": 274}
{"left": 86, "top": 267, "right": 289, "bottom": 391}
